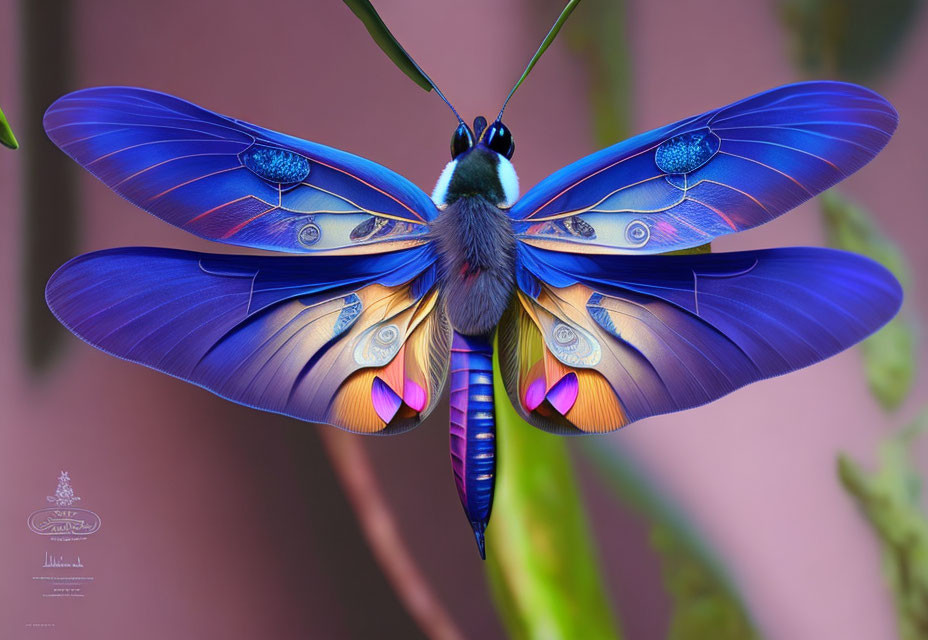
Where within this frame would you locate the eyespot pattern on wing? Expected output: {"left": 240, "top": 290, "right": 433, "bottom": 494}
{"left": 510, "top": 82, "right": 898, "bottom": 255}
{"left": 624, "top": 220, "right": 650, "bottom": 247}
{"left": 298, "top": 222, "right": 322, "bottom": 247}
{"left": 43, "top": 87, "right": 439, "bottom": 255}
{"left": 353, "top": 322, "right": 403, "bottom": 367}
{"left": 545, "top": 319, "right": 601, "bottom": 367}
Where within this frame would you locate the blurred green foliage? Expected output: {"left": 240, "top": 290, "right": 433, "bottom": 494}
{"left": 653, "top": 525, "right": 760, "bottom": 640}
{"left": 838, "top": 412, "right": 928, "bottom": 640}
{"left": 821, "top": 190, "right": 916, "bottom": 411}
{"left": 0, "top": 104, "right": 17, "bottom": 149}
{"left": 486, "top": 349, "right": 622, "bottom": 640}
{"left": 860, "top": 321, "right": 918, "bottom": 412}
{"left": 585, "top": 444, "right": 763, "bottom": 640}
{"left": 778, "top": 0, "right": 923, "bottom": 82}
{"left": 820, "top": 191, "right": 908, "bottom": 286}
{"left": 664, "top": 242, "right": 760, "bottom": 638}
{"left": 561, "top": 0, "right": 632, "bottom": 147}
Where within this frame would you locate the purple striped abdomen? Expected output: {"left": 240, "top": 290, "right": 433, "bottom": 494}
{"left": 449, "top": 331, "right": 496, "bottom": 559}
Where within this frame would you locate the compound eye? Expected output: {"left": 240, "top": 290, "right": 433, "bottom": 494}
{"left": 484, "top": 121, "right": 514, "bottom": 159}
{"left": 451, "top": 122, "right": 475, "bottom": 159}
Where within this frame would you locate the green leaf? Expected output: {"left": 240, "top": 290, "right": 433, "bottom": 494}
{"left": 0, "top": 104, "right": 18, "bottom": 149}
{"left": 342, "top": 0, "right": 433, "bottom": 93}
{"left": 486, "top": 344, "right": 622, "bottom": 640}
{"left": 820, "top": 189, "right": 916, "bottom": 410}
{"left": 838, "top": 411, "right": 928, "bottom": 640}
{"left": 777, "top": 0, "right": 922, "bottom": 82}
{"left": 584, "top": 444, "right": 763, "bottom": 640}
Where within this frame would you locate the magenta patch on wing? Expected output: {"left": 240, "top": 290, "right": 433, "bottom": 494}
{"left": 403, "top": 378, "right": 427, "bottom": 412}
{"left": 546, "top": 373, "right": 578, "bottom": 415}
{"left": 372, "top": 377, "right": 403, "bottom": 423}
{"left": 524, "top": 377, "right": 547, "bottom": 411}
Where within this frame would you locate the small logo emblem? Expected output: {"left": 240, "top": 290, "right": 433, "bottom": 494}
{"left": 47, "top": 471, "right": 80, "bottom": 507}
{"left": 27, "top": 471, "right": 101, "bottom": 540}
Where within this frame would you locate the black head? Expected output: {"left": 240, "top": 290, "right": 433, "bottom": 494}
{"left": 435, "top": 115, "right": 520, "bottom": 207}
{"left": 450, "top": 121, "right": 475, "bottom": 159}
{"left": 450, "top": 116, "right": 515, "bottom": 160}
{"left": 482, "top": 120, "right": 514, "bottom": 160}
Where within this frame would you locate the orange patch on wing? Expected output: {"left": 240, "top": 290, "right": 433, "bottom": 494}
{"left": 328, "top": 368, "right": 391, "bottom": 433}
{"left": 508, "top": 287, "right": 628, "bottom": 432}
{"left": 563, "top": 368, "right": 627, "bottom": 432}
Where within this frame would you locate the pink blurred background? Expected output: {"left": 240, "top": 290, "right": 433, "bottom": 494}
{"left": 1, "top": 1, "right": 925, "bottom": 638}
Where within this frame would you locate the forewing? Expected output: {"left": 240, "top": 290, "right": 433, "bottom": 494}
{"left": 46, "top": 246, "right": 449, "bottom": 433}
{"left": 501, "top": 246, "right": 901, "bottom": 433}
{"left": 510, "top": 82, "right": 896, "bottom": 254}
{"left": 44, "top": 87, "right": 437, "bottom": 254}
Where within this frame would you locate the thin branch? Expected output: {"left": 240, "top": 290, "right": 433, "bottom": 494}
{"left": 320, "top": 429, "right": 467, "bottom": 640}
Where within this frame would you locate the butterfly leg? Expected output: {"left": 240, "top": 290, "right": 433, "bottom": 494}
{"left": 448, "top": 331, "right": 496, "bottom": 559}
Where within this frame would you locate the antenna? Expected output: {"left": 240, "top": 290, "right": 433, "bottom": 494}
{"left": 496, "top": 0, "right": 582, "bottom": 122}
{"left": 343, "top": 0, "right": 465, "bottom": 125}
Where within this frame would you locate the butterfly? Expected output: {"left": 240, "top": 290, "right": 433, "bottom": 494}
{"left": 43, "top": 4, "right": 901, "bottom": 559}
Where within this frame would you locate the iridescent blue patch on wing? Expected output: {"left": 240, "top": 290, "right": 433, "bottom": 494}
{"left": 334, "top": 293, "right": 362, "bottom": 336}
{"left": 241, "top": 144, "right": 311, "bottom": 184}
{"left": 654, "top": 129, "right": 720, "bottom": 174}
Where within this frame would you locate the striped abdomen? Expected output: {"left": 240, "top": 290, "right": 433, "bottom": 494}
{"left": 449, "top": 331, "right": 496, "bottom": 559}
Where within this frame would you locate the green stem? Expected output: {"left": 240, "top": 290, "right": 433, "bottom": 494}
{"left": 485, "top": 343, "right": 622, "bottom": 640}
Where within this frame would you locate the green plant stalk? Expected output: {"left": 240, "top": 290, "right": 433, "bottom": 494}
{"left": 838, "top": 411, "right": 928, "bottom": 640}
{"left": 0, "top": 105, "right": 18, "bottom": 149}
{"left": 820, "top": 189, "right": 916, "bottom": 411}
{"left": 486, "top": 345, "right": 622, "bottom": 640}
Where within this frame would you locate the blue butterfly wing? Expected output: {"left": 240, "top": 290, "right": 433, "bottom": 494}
{"left": 500, "top": 246, "right": 901, "bottom": 433}
{"left": 44, "top": 87, "right": 437, "bottom": 254}
{"left": 46, "top": 246, "right": 450, "bottom": 433}
{"left": 510, "top": 82, "right": 897, "bottom": 254}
